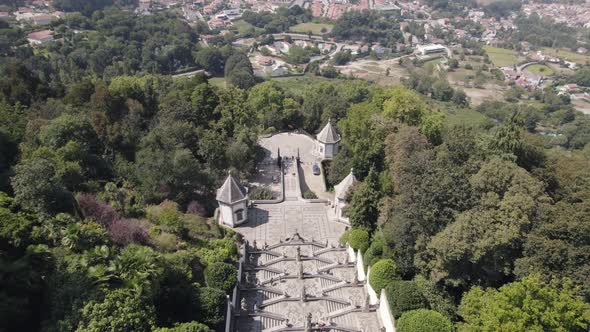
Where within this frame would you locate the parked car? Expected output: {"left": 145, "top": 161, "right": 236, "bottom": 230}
{"left": 312, "top": 164, "right": 321, "bottom": 175}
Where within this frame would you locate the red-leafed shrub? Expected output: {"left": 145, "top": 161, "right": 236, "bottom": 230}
{"left": 78, "top": 193, "right": 119, "bottom": 226}
{"left": 108, "top": 218, "right": 149, "bottom": 246}
{"left": 186, "top": 200, "right": 207, "bottom": 217}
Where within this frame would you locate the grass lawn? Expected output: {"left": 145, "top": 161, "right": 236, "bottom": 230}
{"left": 483, "top": 46, "right": 519, "bottom": 67}
{"left": 270, "top": 75, "right": 334, "bottom": 95}
{"left": 542, "top": 47, "right": 590, "bottom": 65}
{"left": 525, "top": 64, "right": 555, "bottom": 76}
{"left": 233, "top": 20, "right": 264, "bottom": 35}
{"left": 209, "top": 77, "right": 227, "bottom": 88}
{"left": 289, "top": 22, "right": 333, "bottom": 35}
{"left": 443, "top": 107, "right": 490, "bottom": 128}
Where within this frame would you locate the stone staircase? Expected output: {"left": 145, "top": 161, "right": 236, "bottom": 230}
{"left": 235, "top": 232, "right": 380, "bottom": 332}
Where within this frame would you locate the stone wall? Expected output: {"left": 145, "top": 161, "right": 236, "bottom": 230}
{"left": 225, "top": 242, "right": 247, "bottom": 332}
{"left": 347, "top": 243, "right": 356, "bottom": 263}
{"left": 295, "top": 159, "right": 330, "bottom": 203}
{"left": 365, "top": 266, "right": 379, "bottom": 305}
{"left": 356, "top": 249, "right": 366, "bottom": 281}
{"left": 379, "top": 289, "right": 397, "bottom": 332}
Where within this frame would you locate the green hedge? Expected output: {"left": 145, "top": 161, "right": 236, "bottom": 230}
{"left": 197, "top": 287, "right": 226, "bottom": 326}
{"left": 369, "top": 259, "right": 400, "bottom": 293}
{"left": 204, "top": 262, "right": 237, "bottom": 293}
{"left": 397, "top": 309, "right": 452, "bottom": 332}
{"left": 385, "top": 280, "right": 426, "bottom": 318}
{"left": 249, "top": 186, "right": 273, "bottom": 200}
{"left": 363, "top": 235, "right": 384, "bottom": 268}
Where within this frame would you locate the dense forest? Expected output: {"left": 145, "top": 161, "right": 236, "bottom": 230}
{"left": 329, "top": 83, "right": 590, "bottom": 330}
{"left": 2, "top": 3, "right": 590, "bottom": 332}
{"left": 498, "top": 13, "right": 582, "bottom": 50}
{"left": 330, "top": 10, "right": 404, "bottom": 46}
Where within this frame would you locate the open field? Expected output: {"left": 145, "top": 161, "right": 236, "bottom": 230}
{"left": 525, "top": 64, "right": 555, "bottom": 76}
{"left": 483, "top": 46, "right": 519, "bottom": 67}
{"left": 462, "top": 83, "right": 507, "bottom": 105}
{"left": 289, "top": 22, "right": 333, "bottom": 34}
{"left": 271, "top": 75, "right": 334, "bottom": 94}
{"left": 572, "top": 98, "right": 590, "bottom": 115}
{"left": 332, "top": 58, "right": 407, "bottom": 86}
{"left": 542, "top": 47, "right": 590, "bottom": 64}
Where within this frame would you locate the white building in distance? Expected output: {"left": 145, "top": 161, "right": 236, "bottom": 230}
{"left": 216, "top": 173, "right": 249, "bottom": 227}
{"left": 416, "top": 43, "right": 450, "bottom": 56}
{"left": 334, "top": 168, "right": 357, "bottom": 224}
{"left": 316, "top": 120, "right": 341, "bottom": 159}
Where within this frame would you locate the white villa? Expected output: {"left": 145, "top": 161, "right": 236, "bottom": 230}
{"left": 316, "top": 120, "right": 340, "bottom": 159}
{"left": 216, "top": 173, "right": 249, "bottom": 227}
{"left": 333, "top": 168, "right": 357, "bottom": 224}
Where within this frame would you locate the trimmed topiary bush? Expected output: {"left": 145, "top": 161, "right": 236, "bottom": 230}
{"left": 385, "top": 280, "right": 426, "bottom": 318}
{"left": 397, "top": 309, "right": 452, "bottom": 332}
{"left": 347, "top": 228, "right": 370, "bottom": 252}
{"left": 369, "top": 259, "right": 400, "bottom": 293}
{"left": 204, "top": 262, "right": 237, "bottom": 293}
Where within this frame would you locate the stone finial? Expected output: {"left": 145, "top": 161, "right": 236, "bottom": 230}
{"left": 301, "top": 285, "right": 306, "bottom": 302}
{"left": 241, "top": 298, "right": 247, "bottom": 312}
{"left": 363, "top": 294, "right": 370, "bottom": 312}
{"left": 304, "top": 312, "right": 312, "bottom": 331}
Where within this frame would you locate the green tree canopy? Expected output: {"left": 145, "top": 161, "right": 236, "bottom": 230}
{"left": 204, "top": 262, "right": 237, "bottom": 294}
{"left": 386, "top": 280, "right": 427, "bottom": 318}
{"left": 458, "top": 275, "right": 590, "bottom": 332}
{"left": 76, "top": 289, "right": 156, "bottom": 332}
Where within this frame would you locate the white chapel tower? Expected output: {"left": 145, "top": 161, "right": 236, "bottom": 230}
{"left": 316, "top": 119, "right": 341, "bottom": 159}
{"left": 216, "top": 172, "right": 249, "bottom": 227}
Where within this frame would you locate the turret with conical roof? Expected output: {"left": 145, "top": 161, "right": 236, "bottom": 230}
{"left": 334, "top": 168, "right": 357, "bottom": 200}
{"left": 334, "top": 168, "right": 357, "bottom": 224}
{"left": 316, "top": 119, "right": 341, "bottom": 158}
{"left": 217, "top": 172, "right": 249, "bottom": 227}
